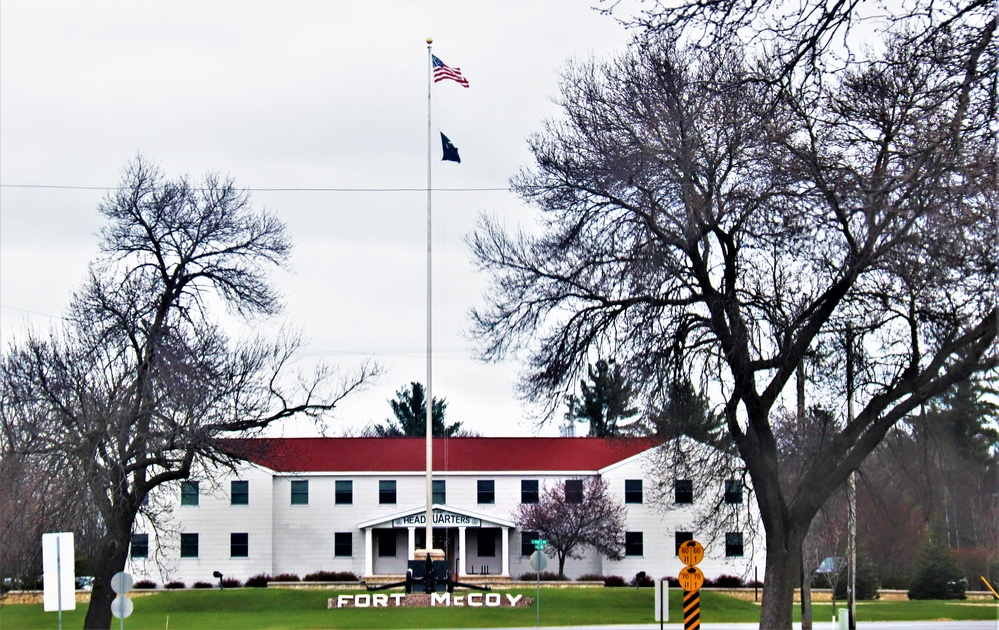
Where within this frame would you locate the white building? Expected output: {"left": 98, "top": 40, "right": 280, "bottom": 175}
{"left": 127, "top": 437, "right": 763, "bottom": 585}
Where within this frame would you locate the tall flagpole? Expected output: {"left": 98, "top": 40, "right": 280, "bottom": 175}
{"left": 424, "top": 37, "right": 435, "bottom": 557}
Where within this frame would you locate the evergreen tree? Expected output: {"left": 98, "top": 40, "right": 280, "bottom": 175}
{"left": 564, "top": 360, "right": 639, "bottom": 437}
{"left": 907, "top": 534, "right": 967, "bottom": 600}
{"left": 371, "top": 382, "right": 463, "bottom": 438}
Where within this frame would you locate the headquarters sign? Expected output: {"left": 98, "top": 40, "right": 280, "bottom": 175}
{"left": 392, "top": 509, "right": 481, "bottom": 527}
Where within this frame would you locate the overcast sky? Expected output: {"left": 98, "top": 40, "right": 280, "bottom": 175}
{"left": 0, "top": 1, "right": 636, "bottom": 437}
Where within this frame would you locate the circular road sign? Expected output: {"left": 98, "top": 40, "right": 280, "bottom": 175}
{"left": 110, "top": 571, "right": 133, "bottom": 594}
{"left": 111, "top": 595, "right": 133, "bottom": 619}
{"left": 678, "top": 565, "right": 705, "bottom": 592}
{"left": 529, "top": 550, "right": 548, "bottom": 573}
{"left": 678, "top": 539, "right": 704, "bottom": 566}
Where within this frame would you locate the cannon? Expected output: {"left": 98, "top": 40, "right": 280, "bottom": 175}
{"left": 366, "top": 553, "right": 492, "bottom": 594}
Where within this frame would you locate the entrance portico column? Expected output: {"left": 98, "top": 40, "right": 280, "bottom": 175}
{"left": 458, "top": 526, "right": 467, "bottom": 576}
{"left": 364, "top": 528, "right": 374, "bottom": 576}
{"left": 501, "top": 526, "right": 510, "bottom": 576}
{"left": 407, "top": 527, "right": 416, "bottom": 560}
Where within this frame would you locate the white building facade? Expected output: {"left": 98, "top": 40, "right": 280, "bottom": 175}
{"left": 126, "top": 437, "right": 763, "bottom": 585}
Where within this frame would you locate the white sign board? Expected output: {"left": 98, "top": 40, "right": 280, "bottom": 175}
{"left": 655, "top": 578, "right": 669, "bottom": 622}
{"left": 392, "top": 509, "right": 481, "bottom": 527}
{"left": 42, "top": 532, "right": 76, "bottom": 612}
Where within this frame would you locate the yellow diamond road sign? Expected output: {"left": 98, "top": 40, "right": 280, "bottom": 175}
{"left": 678, "top": 539, "right": 704, "bottom": 566}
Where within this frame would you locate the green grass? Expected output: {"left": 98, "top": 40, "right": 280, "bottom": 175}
{"left": 0, "top": 588, "right": 995, "bottom": 629}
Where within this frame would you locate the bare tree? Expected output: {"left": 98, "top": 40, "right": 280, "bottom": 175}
{"left": 0, "top": 157, "right": 377, "bottom": 628}
{"left": 469, "top": 23, "right": 996, "bottom": 629}
{"left": 514, "top": 477, "right": 626, "bottom": 577}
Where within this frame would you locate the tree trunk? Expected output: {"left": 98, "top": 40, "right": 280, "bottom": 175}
{"left": 759, "top": 531, "right": 805, "bottom": 630}
{"left": 83, "top": 516, "right": 133, "bottom": 629}
{"left": 801, "top": 560, "right": 813, "bottom": 630}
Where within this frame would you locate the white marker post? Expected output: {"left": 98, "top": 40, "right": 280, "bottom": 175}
{"left": 42, "top": 532, "right": 76, "bottom": 630}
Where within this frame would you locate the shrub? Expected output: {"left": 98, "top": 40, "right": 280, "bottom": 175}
{"left": 630, "top": 571, "right": 654, "bottom": 587}
{"left": 576, "top": 573, "right": 606, "bottom": 582}
{"left": 165, "top": 581, "right": 186, "bottom": 589}
{"left": 834, "top": 550, "right": 881, "bottom": 600}
{"left": 517, "top": 571, "right": 568, "bottom": 581}
{"left": 133, "top": 580, "right": 157, "bottom": 589}
{"left": 908, "top": 539, "right": 967, "bottom": 600}
{"left": 245, "top": 574, "right": 271, "bottom": 588}
{"left": 221, "top": 578, "right": 242, "bottom": 588}
{"left": 272, "top": 573, "right": 300, "bottom": 582}
{"left": 712, "top": 574, "right": 745, "bottom": 588}
{"left": 303, "top": 571, "right": 359, "bottom": 582}
{"left": 193, "top": 582, "right": 213, "bottom": 589}
{"left": 603, "top": 575, "right": 627, "bottom": 587}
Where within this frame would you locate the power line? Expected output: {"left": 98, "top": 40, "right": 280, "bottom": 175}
{"left": 0, "top": 183, "right": 510, "bottom": 193}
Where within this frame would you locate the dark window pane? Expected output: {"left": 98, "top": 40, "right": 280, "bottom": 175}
{"left": 130, "top": 534, "right": 149, "bottom": 559}
{"left": 674, "top": 531, "right": 693, "bottom": 556}
{"left": 724, "top": 479, "right": 743, "bottom": 504}
{"left": 334, "top": 532, "right": 352, "bottom": 557}
{"left": 726, "top": 532, "right": 744, "bottom": 557}
{"left": 180, "top": 533, "right": 199, "bottom": 558}
{"left": 379, "top": 480, "right": 396, "bottom": 504}
{"left": 377, "top": 530, "right": 396, "bottom": 557}
{"left": 521, "top": 480, "right": 539, "bottom": 504}
{"left": 335, "top": 480, "right": 353, "bottom": 505}
{"left": 230, "top": 533, "right": 249, "bottom": 558}
{"left": 230, "top": 480, "right": 249, "bottom": 506}
{"left": 625, "top": 532, "right": 644, "bottom": 556}
{"left": 478, "top": 529, "right": 496, "bottom": 557}
{"left": 477, "top": 480, "right": 495, "bottom": 504}
{"left": 625, "top": 479, "right": 643, "bottom": 504}
{"left": 290, "top": 480, "right": 309, "bottom": 505}
{"left": 565, "top": 479, "right": 583, "bottom": 503}
{"left": 675, "top": 479, "right": 693, "bottom": 504}
{"left": 180, "top": 481, "right": 199, "bottom": 506}
{"left": 521, "top": 531, "right": 538, "bottom": 557}
{"left": 432, "top": 479, "right": 446, "bottom": 504}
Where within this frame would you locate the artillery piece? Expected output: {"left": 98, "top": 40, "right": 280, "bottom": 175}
{"left": 366, "top": 553, "right": 492, "bottom": 594}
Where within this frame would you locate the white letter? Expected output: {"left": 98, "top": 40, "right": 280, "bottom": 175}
{"left": 354, "top": 594, "right": 370, "bottom": 608}
{"left": 336, "top": 595, "right": 353, "bottom": 608}
{"left": 390, "top": 593, "right": 405, "bottom": 606}
{"left": 486, "top": 593, "right": 501, "bottom": 606}
{"left": 467, "top": 592, "right": 482, "bottom": 607}
{"left": 506, "top": 594, "right": 523, "bottom": 606}
{"left": 431, "top": 592, "right": 450, "bottom": 606}
{"left": 372, "top": 594, "right": 388, "bottom": 607}
{"left": 453, "top": 595, "right": 464, "bottom": 606}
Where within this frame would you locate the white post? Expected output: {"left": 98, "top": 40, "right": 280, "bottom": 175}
{"left": 458, "top": 527, "right": 467, "bottom": 576}
{"left": 364, "top": 528, "right": 374, "bottom": 577}
{"left": 501, "top": 527, "right": 510, "bottom": 576}
{"left": 424, "top": 36, "right": 435, "bottom": 556}
{"left": 408, "top": 527, "right": 416, "bottom": 560}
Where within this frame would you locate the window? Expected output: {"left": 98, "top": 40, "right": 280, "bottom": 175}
{"left": 674, "top": 479, "right": 693, "bottom": 504}
{"left": 726, "top": 532, "right": 744, "bottom": 557}
{"left": 477, "top": 480, "right": 495, "bottom": 504}
{"left": 180, "top": 481, "right": 199, "bottom": 506}
{"left": 625, "top": 479, "right": 643, "bottom": 504}
{"left": 230, "top": 533, "right": 249, "bottom": 558}
{"left": 291, "top": 480, "right": 309, "bottom": 505}
{"left": 432, "top": 479, "right": 446, "bottom": 504}
{"left": 478, "top": 529, "right": 497, "bottom": 557}
{"left": 521, "top": 480, "right": 539, "bottom": 504}
{"left": 230, "top": 480, "right": 249, "bottom": 506}
{"left": 521, "top": 531, "right": 539, "bottom": 557}
{"left": 625, "top": 532, "right": 644, "bottom": 556}
{"left": 724, "top": 479, "right": 743, "bottom": 504}
{"left": 377, "top": 530, "right": 396, "bottom": 557}
{"left": 130, "top": 534, "right": 149, "bottom": 559}
{"left": 335, "top": 480, "right": 353, "bottom": 505}
{"left": 565, "top": 479, "right": 583, "bottom": 504}
{"left": 180, "top": 533, "right": 199, "bottom": 558}
{"left": 675, "top": 531, "right": 694, "bottom": 556}
{"left": 379, "top": 480, "right": 397, "bottom": 504}
{"left": 334, "top": 532, "right": 353, "bottom": 557}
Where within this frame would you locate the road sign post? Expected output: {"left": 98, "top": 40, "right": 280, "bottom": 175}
{"left": 529, "top": 543, "right": 547, "bottom": 628}
{"left": 678, "top": 539, "right": 704, "bottom": 630}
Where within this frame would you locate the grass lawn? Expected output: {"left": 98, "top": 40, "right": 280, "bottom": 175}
{"left": 1, "top": 588, "right": 996, "bottom": 629}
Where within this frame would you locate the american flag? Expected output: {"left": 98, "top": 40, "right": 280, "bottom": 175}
{"left": 432, "top": 55, "right": 469, "bottom": 88}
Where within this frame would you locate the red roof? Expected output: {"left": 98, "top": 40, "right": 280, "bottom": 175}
{"left": 225, "top": 437, "right": 660, "bottom": 474}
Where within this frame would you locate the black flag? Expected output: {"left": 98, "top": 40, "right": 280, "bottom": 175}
{"left": 440, "top": 133, "right": 461, "bottom": 163}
